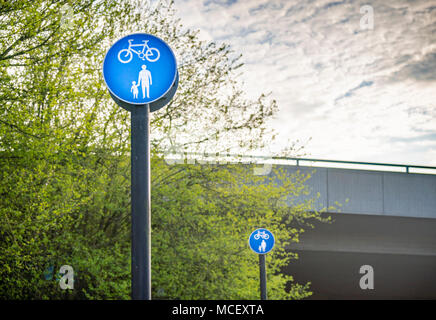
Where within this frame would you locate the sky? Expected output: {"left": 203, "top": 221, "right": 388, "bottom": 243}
{"left": 172, "top": 0, "right": 436, "bottom": 166}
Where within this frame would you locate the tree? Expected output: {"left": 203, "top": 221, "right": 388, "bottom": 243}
{"left": 0, "top": 0, "right": 136, "bottom": 299}
{"left": 0, "top": 0, "right": 330, "bottom": 299}
{"left": 150, "top": 158, "right": 331, "bottom": 299}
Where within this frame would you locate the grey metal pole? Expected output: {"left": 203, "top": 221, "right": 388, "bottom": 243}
{"left": 259, "top": 254, "right": 267, "bottom": 300}
{"left": 131, "top": 104, "right": 151, "bottom": 300}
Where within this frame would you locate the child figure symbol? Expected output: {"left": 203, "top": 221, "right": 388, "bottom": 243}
{"left": 131, "top": 81, "right": 139, "bottom": 99}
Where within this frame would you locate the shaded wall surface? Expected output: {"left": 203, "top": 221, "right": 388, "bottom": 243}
{"left": 278, "top": 165, "right": 436, "bottom": 299}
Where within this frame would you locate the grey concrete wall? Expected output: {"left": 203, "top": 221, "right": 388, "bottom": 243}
{"left": 276, "top": 165, "right": 436, "bottom": 219}
{"left": 283, "top": 212, "right": 436, "bottom": 299}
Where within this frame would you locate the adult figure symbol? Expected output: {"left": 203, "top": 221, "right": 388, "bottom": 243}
{"left": 137, "top": 65, "right": 152, "bottom": 98}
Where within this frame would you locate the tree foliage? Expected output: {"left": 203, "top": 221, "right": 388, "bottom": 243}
{"left": 0, "top": 0, "right": 329, "bottom": 299}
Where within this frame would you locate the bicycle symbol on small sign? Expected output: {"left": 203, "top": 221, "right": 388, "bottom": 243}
{"left": 253, "top": 230, "right": 270, "bottom": 240}
{"left": 118, "top": 39, "right": 160, "bottom": 64}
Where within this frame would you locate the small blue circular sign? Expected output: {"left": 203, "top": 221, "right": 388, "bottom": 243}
{"left": 103, "top": 33, "right": 177, "bottom": 106}
{"left": 248, "top": 228, "right": 275, "bottom": 254}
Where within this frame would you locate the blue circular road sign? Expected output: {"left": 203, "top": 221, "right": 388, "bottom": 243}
{"left": 103, "top": 33, "right": 177, "bottom": 107}
{"left": 248, "top": 228, "right": 275, "bottom": 254}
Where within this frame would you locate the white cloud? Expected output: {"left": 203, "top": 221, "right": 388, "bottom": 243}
{"left": 173, "top": 0, "right": 436, "bottom": 165}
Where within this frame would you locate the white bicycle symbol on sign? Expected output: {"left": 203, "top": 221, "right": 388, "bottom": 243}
{"left": 253, "top": 230, "right": 270, "bottom": 240}
{"left": 118, "top": 39, "right": 160, "bottom": 63}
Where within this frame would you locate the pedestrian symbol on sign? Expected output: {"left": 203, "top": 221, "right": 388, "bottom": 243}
{"left": 259, "top": 240, "right": 267, "bottom": 253}
{"left": 102, "top": 33, "right": 178, "bottom": 300}
{"left": 136, "top": 65, "right": 152, "bottom": 98}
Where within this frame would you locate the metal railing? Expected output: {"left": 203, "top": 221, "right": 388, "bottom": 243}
{"left": 164, "top": 151, "right": 436, "bottom": 174}
{"left": 271, "top": 156, "right": 436, "bottom": 174}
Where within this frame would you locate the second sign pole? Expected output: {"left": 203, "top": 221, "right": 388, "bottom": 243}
{"left": 259, "top": 254, "right": 267, "bottom": 300}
